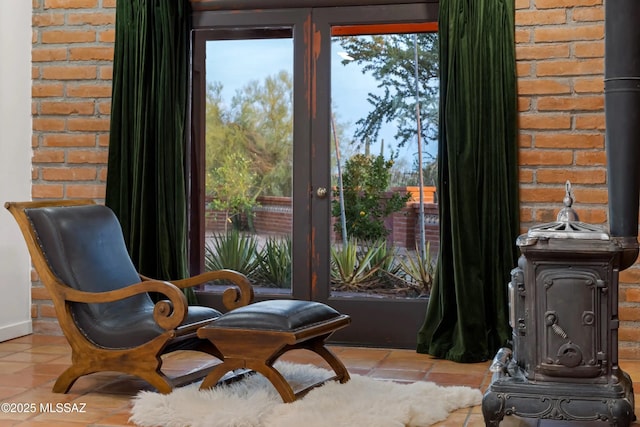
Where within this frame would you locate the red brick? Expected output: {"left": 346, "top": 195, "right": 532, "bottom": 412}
{"left": 99, "top": 66, "right": 113, "bottom": 80}
{"left": 569, "top": 188, "right": 606, "bottom": 204}
{"left": 519, "top": 149, "right": 573, "bottom": 165}
{"left": 516, "top": 10, "right": 567, "bottom": 26}
{"left": 42, "top": 167, "right": 97, "bottom": 181}
{"left": 99, "top": 29, "right": 116, "bottom": 43}
{"left": 519, "top": 113, "right": 571, "bottom": 129}
{"left": 520, "top": 187, "right": 568, "bottom": 203}
{"left": 535, "top": 133, "right": 603, "bottom": 148}
{"left": 574, "top": 41, "right": 603, "bottom": 58}
{"left": 574, "top": 77, "right": 604, "bottom": 93}
{"left": 32, "top": 47, "right": 67, "bottom": 62}
{"left": 43, "top": 134, "right": 95, "bottom": 147}
{"left": 98, "top": 101, "right": 111, "bottom": 115}
{"left": 575, "top": 150, "right": 605, "bottom": 165}
{"left": 31, "top": 286, "right": 51, "bottom": 301}
{"left": 39, "top": 304, "right": 58, "bottom": 319}
{"left": 515, "top": 29, "right": 532, "bottom": 45}
{"left": 32, "top": 184, "right": 64, "bottom": 199}
{"left": 519, "top": 133, "right": 533, "bottom": 148}
{"left": 534, "top": 25, "right": 603, "bottom": 43}
{"left": 575, "top": 114, "right": 605, "bottom": 130}
{"left": 69, "top": 46, "right": 114, "bottom": 61}
{"left": 32, "top": 150, "right": 65, "bottom": 163}
{"left": 516, "top": 62, "right": 533, "bottom": 77}
{"left": 66, "top": 84, "right": 112, "bottom": 98}
{"left": 41, "top": 30, "right": 96, "bottom": 44}
{"left": 67, "top": 12, "right": 115, "bottom": 26}
{"left": 41, "top": 65, "right": 97, "bottom": 80}
{"left": 67, "top": 118, "right": 110, "bottom": 131}
{"left": 575, "top": 208, "right": 606, "bottom": 224}
{"left": 620, "top": 305, "right": 640, "bottom": 322}
{"left": 66, "top": 184, "right": 106, "bottom": 199}
{"left": 516, "top": 43, "right": 570, "bottom": 60}
{"left": 44, "top": 0, "right": 98, "bottom": 8}
{"left": 536, "top": 58, "right": 603, "bottom": 77}
{"left": 33, "top": 118, "right": 65, "bottom": 131}
{"left": 40, "top": 101, "right": 95, "bottom": 115}
{"left": 33, "top": 13, "right": 65, "bottom": 27}
{"left": 535, "top": 0, "right": 602, "bottom": 9}
{"left": 537, "top": 95, "right": 603, "bottom": 111}
{"left": 572, "top": 6, "right": 604, "bottom": 22}
{"left": 536, "top": 168, "right": 606, "bottom": 184}
{"left": 67, "top": 150, "right": 109, "bottom": 164}
{"left": 32, "top": 83, "right": 64, "bottom": 98}
{"left": 518, "top": 79, "right": 571, "bottom": 95}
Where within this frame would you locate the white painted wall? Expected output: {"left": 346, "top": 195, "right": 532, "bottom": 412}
{"left": 0, "top": 0, "right": 33, "bottom": 341}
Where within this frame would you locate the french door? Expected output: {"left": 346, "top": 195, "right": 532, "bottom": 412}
{"left": 189, "top": 2, "right": 439, "bottom": 348}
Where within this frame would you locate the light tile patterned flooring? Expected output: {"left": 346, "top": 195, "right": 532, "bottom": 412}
{"left": 1, "top": 334, "right": 640, "bottom": 426}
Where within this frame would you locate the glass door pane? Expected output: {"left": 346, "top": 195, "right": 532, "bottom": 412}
{"left": 329, "top": 31, "right": 439, "bottom": 301}
{"left": 203, "top": 35, "right": 294, "bottom": 296}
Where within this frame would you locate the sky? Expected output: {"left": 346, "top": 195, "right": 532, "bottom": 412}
{"left": 205, "top": 37, "right": 437, "bottom": 168}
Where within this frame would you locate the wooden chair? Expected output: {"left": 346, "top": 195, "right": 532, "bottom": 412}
{"left": 5, "top": 200, "right": 255, "bottom": 394}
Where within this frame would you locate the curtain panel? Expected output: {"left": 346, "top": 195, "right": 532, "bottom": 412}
{"left": 106, "top": 0, "right": 193, "bottom": 296}
{"left": 417, "top": 0, "right": 520, "bottom": 362}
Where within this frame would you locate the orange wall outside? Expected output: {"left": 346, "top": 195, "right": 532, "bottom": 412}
{"left": 30, "top": 0, "right": 640, "bottom": 358}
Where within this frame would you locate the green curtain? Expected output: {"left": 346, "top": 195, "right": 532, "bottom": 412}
{"left": 416, "top": 0, "right": 519, "bottom": 362}
{"left": 106, "top": 0, "right": 193, "bottom": 297}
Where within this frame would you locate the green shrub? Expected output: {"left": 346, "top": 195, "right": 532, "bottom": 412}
{"left": 399, "top": 242, "right": 435, "bottom": 296}
{"left": 204, "top": 230, "right": 260, "bottom": 279}
{"left": 256, "top": 236, "right": 292, "bottom": 288}
{"left": 330, "top": 239, "right": 389, "bottom": 291}
{"left": 332, "top": 154, "right": 410, "bottom": 241}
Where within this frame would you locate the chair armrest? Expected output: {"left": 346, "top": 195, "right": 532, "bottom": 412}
{"left": 59, "top": 280, "right": 188, "bottom": 331}
{"left": 168, "top": 269, "right": 255, "bottom": 311}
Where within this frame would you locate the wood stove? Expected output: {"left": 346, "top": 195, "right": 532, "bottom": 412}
{"left": 483, "top": 1, "right": 640, "bottom": 424}
{"left": 482, "top": 183, "right": 635, "bottom": 426}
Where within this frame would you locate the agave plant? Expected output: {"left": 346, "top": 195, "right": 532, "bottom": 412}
{"left": 204, "top": 230, "right": 260, "bottom": 279}
{"left": 331, "top": 239, "right": 390, "bottom": 291}
{"left": 256, "top": 236, "right": 292, "bottom": 288}
{"left": 399, "top": 241, "right": 435, "bottom": 296}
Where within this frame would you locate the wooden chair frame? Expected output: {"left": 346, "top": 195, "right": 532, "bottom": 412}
{"left": 5, "top": 199, "right": 255, "bottom": 394}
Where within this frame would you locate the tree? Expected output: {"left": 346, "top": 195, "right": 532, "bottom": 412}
{"left": 338, "top": 33, "right": 439, "bottom": 151}
{"left": 332, "top": 153, "right": 410, "bottom": 242}
{"left": 205, "top": 72, "right": 294, "bottom": 201}
{"left": 208, "top": 152, "right": 258, "bottom": 233}
{"left": 229, "top": 70, "right": 293, "bottom": 197}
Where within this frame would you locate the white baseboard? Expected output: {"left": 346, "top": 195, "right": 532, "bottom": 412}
{"left": 0, "top": 320, "right": 32, "bottom": 342}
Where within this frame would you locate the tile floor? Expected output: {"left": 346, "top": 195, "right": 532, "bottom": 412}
{"left": 0, "top": 334, "right": 639, "bottom": 426}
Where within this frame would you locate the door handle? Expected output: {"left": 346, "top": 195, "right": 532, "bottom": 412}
{"left": 316, "top": 187, "right": 328, "bottom": 198}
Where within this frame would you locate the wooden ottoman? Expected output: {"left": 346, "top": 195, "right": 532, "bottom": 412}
{"left": 197, "top": 299, "right": 351, "bottom": 402}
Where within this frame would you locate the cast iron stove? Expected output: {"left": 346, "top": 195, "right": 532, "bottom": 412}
{"left": 482, "top": 183, "right": 635, "bottom": 426}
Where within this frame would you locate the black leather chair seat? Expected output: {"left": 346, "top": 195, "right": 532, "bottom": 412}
{"left": 76, "top": 304, "right": 222, "bottom": 349}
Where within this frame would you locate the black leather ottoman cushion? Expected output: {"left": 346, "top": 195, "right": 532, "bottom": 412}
{"left": 212, "top": 300, "right": 341, "bottom": 331}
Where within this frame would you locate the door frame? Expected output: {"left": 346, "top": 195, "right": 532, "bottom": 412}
{"left": 188, "top": 2, "right": 439, "bottom": 348}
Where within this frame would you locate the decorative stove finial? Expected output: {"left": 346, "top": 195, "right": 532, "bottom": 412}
{"left": 557, "top": 180, "right": 579, "bottom": 222}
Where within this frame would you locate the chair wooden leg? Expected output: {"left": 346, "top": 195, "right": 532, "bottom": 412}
{"left": 307, "top": 339, "right": 350, "bottom": 384}
{"left": 136, "top": 370, "right": 174, "bottom": 394}
{"left": 53, "top": 365, "right": 89, "bottom": 393}
{"left": 248, "top": 361, "right": 296, "bottom": 403}
{"left": 200, "top": 360, "right": 246, "bottom": 390}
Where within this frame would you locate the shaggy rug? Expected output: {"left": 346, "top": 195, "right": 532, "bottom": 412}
{"left": 130, "top": 362, "right": 482, "bottom": 427}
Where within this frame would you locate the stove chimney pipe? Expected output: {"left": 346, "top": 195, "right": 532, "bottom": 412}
{"left": 605, "top": 0, "right": 640, "bottom": 269}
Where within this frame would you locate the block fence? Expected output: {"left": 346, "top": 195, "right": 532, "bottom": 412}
{"left": 28, "top": 0, "right": 640, "bottom": 359}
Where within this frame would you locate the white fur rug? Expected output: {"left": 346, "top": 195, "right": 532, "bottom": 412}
{"left": 130, "top": 362, "right": 482, "bottom": 427}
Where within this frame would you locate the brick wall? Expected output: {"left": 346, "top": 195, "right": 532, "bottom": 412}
{"left": 31, "top": 0, "right": 115, "bottom": 334}
{"left": 28, "top": 0, "right": 640, "bottom": 358}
